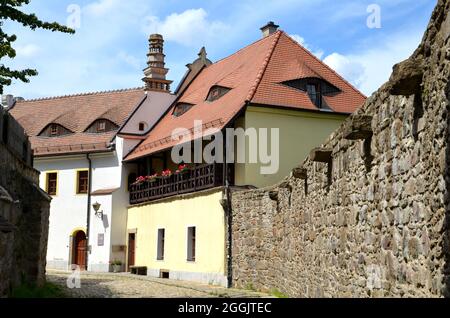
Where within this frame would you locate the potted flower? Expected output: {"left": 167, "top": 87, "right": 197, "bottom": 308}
{"left": 146, "top": 173, "right": 159, "bottom": 183}
{"left": 133, "top": 176, "right": 146, "bottom": 185}
{"left": 175, "top": 164, "right": 189, "bottom": 174}
{"left": 111, "top": 260, "right": 122, "bottom": 273}
{"left": 161, "top": 169, "right": 172, "bottom": 178}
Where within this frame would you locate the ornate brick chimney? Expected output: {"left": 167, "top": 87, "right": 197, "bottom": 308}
{"left": 260, "top": 21, "right": 279, "bottom": 38}
{"left": 143, "top": 34, "right": 173, "bottom": 93}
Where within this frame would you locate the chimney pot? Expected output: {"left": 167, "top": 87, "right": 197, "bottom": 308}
{"left": 260, "top": 21, "right": 279, "bottom": 38}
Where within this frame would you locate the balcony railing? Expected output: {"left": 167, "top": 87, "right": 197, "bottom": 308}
{"left": 129, "top": 163, "right": 224, "bottom": 205}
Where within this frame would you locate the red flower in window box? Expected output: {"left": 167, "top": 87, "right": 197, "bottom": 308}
{"left": 133, "top": 176, "right": 146, "bottom": 185}
{"left": 146, "top": 173, "right": 159, "bottom": 183}
{"left": 161, "top": 169, "right": 172, "bottom": 177}
{"left": 175, "top": 164, "right": 189, "bottom": 174}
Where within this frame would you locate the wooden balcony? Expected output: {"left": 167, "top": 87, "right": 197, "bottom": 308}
{"left": 129, "top": 163, "right": 224, "bottom": 205}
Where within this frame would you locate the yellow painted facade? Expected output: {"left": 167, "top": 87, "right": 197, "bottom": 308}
{"left": 235, "top": 106, "right": 347, "bottom": 188}
{"left": 127, "top": 189, "right": 226, "bottom": 277}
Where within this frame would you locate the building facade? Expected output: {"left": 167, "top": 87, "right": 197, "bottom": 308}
{"left": 122, "top": 24, "right": 366, "bottom": 286}
{"left": 8, "top": 34, "right": 176, "bottom": 271}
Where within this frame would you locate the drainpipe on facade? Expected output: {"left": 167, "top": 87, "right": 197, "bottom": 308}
{"left": 86, "top": 153, "right": 93, "bottom": 270}
{"left": 223, "top": 135, "right": 233, "bottom": 288}
{"left": 225, "top": 182, "right": 233, "bottom": 288}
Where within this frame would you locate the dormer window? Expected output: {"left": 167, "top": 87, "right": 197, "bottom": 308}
{"left": 306, "top": 83, "right": 321, "bottom": 108}
{"left": 50, "top": 124, "right": 59, "bottom": 137}
{"left": 85, "top": 119, "right": 119, "bottom": 134}
{"left": 39, "top": 124, "right": 72, "bottom": 137}
{"left": 282, "top": 77, "right": 340, "bottom": 110}
{"left": 173, "top": 103, "right": 194, "bottom": 117}
{"left": 97, "top": 121, "right": 106, "bottom": 132}
{"left": 206, "top": 86, "right": 231, "bottom": 102}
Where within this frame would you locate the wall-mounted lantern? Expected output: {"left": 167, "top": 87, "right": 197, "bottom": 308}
{"left": 92, "top": 202, "right": 104, "bottom": 220}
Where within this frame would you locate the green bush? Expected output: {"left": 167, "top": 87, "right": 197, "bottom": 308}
{"left": 11, "top": 282, "right": 66, "bottom": 298}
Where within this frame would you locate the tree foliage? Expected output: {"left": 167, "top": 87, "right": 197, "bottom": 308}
{"left": 0, "top": 0, "right": 75, "bottom": 94}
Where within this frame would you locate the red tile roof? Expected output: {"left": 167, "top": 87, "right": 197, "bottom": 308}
{"left": 9, "top": 88, "right": 146, "bottom": 157}
{"left": 125, "top": 31, "right": 366, "bottom": 161}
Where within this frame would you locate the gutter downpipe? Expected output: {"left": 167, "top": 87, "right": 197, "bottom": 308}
{"left": 223, "top": 128, "right": 233, "bottom": 288}
{"left": 86, "top": 153, "right": 93, "bottom": 270}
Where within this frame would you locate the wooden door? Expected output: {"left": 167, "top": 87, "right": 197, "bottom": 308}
{"left": 73, "top": 231, "right": 87, "bottom": 270}
{"left": 128, "top": 233, "right": 136, "bottom": 271}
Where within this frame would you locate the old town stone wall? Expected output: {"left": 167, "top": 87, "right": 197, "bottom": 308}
{"left": 231, "top": 0, "right": 450, "bottom": 297}
{"left": 0, "top": 106, "right": 50, "bottom": 297}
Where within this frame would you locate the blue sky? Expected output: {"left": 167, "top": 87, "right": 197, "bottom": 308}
{"left": 2, "top": 0, "right": 436, "bottom": 99}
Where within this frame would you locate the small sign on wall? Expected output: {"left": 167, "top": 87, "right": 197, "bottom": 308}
{"left": 98, "top": 233, "right": 104, "bottom": 246}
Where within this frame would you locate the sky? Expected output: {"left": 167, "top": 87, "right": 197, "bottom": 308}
{"left": 2, "top": 0, "right": 436, "bottom": 99}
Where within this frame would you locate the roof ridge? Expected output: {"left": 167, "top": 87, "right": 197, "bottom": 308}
{"left": 282, "top": 32, "right": 367, "bottom": 99}
{"left": 246, "top": 30, "right": 282, "bottom": 102}
{"left": 17, "top": 87, "right": 145, "bottom": 103}
{"left": 213, "top": 30, "right": 282, "bottom": 66}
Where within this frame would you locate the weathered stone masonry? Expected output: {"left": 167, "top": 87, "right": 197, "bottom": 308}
{"left": 231, "top": 0, "right": 450, "bottom": 297}
{"left": 0, "top": 106, "right": 50, "bottom": 297}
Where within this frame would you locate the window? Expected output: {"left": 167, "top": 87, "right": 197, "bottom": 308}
{"left": 138, "top": 122, "right": 147, "bottom": 132}
{"left": 50, "top": 124, "right": 59, "bottom": 137}
{"left": 306, "top": 83, "right": 322, "bottom": 108}
{"left": 173, "top": 103, "right": 194, "bottom": 117}
{"left": 39, "top": 124, "right": 73, "bottom": 138}
{"left": 77, "top": 170, "right": 89, "bottom": 194}
{"left": 206, "top": 86, "right": 231, "bottom": 102}
{"left": 282, "top": 77, "right": 340, "bottom": 110}
{"left": 97, "top": 121, "right": 106, "bottom": 132}
{"left": 46, "top": 172, "right": 58, "bottom": 196}
{"left": 157, "top": 229, "right": 165, "bottom": 261}
{"left": 187, "top": 227, "right": 196, "bottom": 262}
{"left": 85, "top": 119, "right": 119, "bottom": 134}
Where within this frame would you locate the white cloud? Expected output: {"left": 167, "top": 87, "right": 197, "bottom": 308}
{"left": 323, "top": 30, "right": 423, "bottom": 96}
{"left": 290, "top": 34, "right": 324, "bottom": 59}
{"left": 142, "top": 8, "right": 229, "bottom": 47}
{"left": 117, "top": 51, "right": 141, "bottom": 70}
{"left": 15, "top": 44, "right": 41, "bottom": 58}
{"left": 84, "top": 0, "right": 121, "bottom": 16}
{"left": 323, "top": 53, "right": 365, "bottom": 87}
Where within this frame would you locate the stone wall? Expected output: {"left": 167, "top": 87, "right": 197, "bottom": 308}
{"left": 0, "top": 106, "right": 50, "bottom": 297}
{"left": 231, "top": 0, "right": 450, "bottom": 297}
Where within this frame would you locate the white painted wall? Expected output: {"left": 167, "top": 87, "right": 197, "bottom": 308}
{"left": 37, "top": 136, "right": 132, "bottom": 272}
{"left": 119, "top": 91, "right": 175, "bottom": 136}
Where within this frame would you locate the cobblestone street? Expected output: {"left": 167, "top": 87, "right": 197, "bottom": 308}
{"left": 47, "top": 271, "right": 271, "bottom": 298}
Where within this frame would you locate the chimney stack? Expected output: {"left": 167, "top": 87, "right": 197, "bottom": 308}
{"left": 1, "top": 95, "right": 23, "bottom": 109}
{"left": 142, "top": 34, "right": 173, "bottom": 93}
{"left": 260, "top": 21, "right": 279, "bottom": 38}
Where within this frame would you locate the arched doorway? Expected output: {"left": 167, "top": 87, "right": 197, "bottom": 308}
{"left": 73, "top": 231, "right": 87, "bottom": 270}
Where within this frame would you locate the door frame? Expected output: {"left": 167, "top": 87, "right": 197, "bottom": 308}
{"left": 72, "top": 230, "right": 87, "bottom": 270}
{"left": 127, "top": 229, "right": 137, "bottom": 272}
